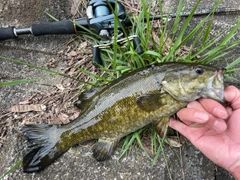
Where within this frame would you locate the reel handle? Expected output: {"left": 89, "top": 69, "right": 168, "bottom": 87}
{"left": 92, "top": 47, "right": 103, "bottom": 65}
{"left": 133, "top": 37, "right": 144, "bottom": 55}
{"left": 92, "top": 35, "right": 144, "bottom": 66}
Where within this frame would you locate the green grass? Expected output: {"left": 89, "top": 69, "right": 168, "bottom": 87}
{"left": 0, "top": 159, "right": 23, "bottom": 179}
{"left": 1, "top": 0, "right": 240, "bottom": 178}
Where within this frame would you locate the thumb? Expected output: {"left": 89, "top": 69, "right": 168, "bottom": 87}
{"left": 169, "top": 117, "right": 209, "bottom": 143}
{"left": 169, "top": 118, "right": 190, "bottom": 139}
{"left": 225, "top": 86, "right": 240, "bottom": 110}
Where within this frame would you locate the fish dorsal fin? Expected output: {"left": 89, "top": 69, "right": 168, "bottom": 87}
{"left": 74, "top": 86, "right": 104, "bottom": 111}
{"left": 92, "top": 138, "right": 120, "bottom": 161}
{"left": 136, "top": 93, "right": 168, "bottom": 112}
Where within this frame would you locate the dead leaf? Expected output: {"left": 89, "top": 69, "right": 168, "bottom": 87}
{"left": 9, "top": 104, "right": 46, "bottom": 112}
{"left": 152, "top": 31, "right": 160, "bottom": 46}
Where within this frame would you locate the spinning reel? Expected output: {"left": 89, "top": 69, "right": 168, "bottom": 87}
{"left": 86, "top": 0, "right": 143, "bottom": 65}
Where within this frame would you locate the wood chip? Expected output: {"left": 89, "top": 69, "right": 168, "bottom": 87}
{"left": 19, "top": 99, "right": 30, "bottom": 105}
{"left": 56, "top": 84, "right": 65, "bottom": 91}
{"left": 58, "top": 113, "right": 70, "bottom": 124}
{"left": 166, "top": 137, "right": 182, "bottom": 148}
{"left": 69, "top": 111, "right": 80, "bottom": 121}
{"left": 71, "top": 0, "right": 82, "bottom": 16}
{"left": 69, "top": 50, "right": 78, "bottom": 57}
{"left": 78, "top": 41, "right": 87, "bottom": 49}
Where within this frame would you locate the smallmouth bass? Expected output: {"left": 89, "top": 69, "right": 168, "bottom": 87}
{"left": 22, "top": 62, "right": 225, "bottom": 172}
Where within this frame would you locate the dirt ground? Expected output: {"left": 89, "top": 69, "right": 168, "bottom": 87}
{"left": 0, "top": 0, "right": 239, "bottom": 179}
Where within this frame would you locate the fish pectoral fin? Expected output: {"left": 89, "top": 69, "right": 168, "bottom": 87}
{"left": 136, "top": 93, "right": 168, "bottom": 112}
{"left": 153, "top": 117, "right": 169, "bottom": 138}
{"left": 92, "top": 138, "right": 119, "bottom": 161}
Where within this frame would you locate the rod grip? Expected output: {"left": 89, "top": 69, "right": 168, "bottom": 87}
{"left": 31, "top": 20, "right": 75, "bottom": 36}
{"left": 0, "top": 27, "right": 17, "bottom": 40}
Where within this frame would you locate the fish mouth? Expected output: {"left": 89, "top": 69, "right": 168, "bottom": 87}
{"left": 206, "top": 68, "right": 225, "bottom": 102}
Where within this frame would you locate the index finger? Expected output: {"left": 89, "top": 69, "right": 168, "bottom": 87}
{"left": 224, "top": 86, "right": 240, "bottom": 110}
{"left": 198, "top": 98, "right": 228, "bottom": 119}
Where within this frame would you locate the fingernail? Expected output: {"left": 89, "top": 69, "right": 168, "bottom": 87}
{"left": 187, "top": 101, "right": 197, "bottom": 108}
{"left": 213, "top": 108, "right": 228, "bottom": 119}
{"left": 194, "top": 111, "right": 209, "bottom": 122}
{"left": 214, "top": 120, "right": 227, "bottom": 131}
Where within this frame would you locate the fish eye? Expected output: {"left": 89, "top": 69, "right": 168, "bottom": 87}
{"left": 195, "top": 67, "right": 204, "bottom": 75}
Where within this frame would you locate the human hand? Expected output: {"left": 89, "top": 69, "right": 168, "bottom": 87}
{"left": 169, "top": 86, "right": 240, "bottom": 179}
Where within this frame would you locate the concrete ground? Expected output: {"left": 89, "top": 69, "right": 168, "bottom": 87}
{"left": 0, "top": 0, "right": 239, "bottom": 179}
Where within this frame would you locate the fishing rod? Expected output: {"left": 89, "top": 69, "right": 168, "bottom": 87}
{"left": 0, "top": 0, "right": 239, "bottom": 65}
{"left": 141, "top": 7, "right": 240, "bottom": 22}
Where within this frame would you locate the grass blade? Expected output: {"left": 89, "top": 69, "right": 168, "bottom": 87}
{"left": 162, "top": 0, "right": 201, "bottom": 61}
{"left": 219, "top": 17, "right": 240, "bottom": 46}
{"left": 226, "top": 57, "right": 240, "bottom": 70}
{"left": 119, "top": 134, "right": 137, "bottom": 160}
{"left": 0, "top": 56, "right": 93, "bottom": 85}
{"left": 45, "top": 12, "right": 59, "bottom": 21}
{"left": 0, "top": 159, "right": 23, "bottom": 179}
{"left": 202, "top": 18, "right": 213, "bottom": 47}
{"left": 0, "top": 78, "right": 42, "bottom": 87}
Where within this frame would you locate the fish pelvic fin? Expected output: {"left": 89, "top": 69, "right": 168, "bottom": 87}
{"left": 153, "top": 117, "right": 169, "bottom": 138}
{"left": 22, "top": 124, "right": 66, "bottom": 173}
{"left": 92, "top": 138, "right": 119, "bottom": 161}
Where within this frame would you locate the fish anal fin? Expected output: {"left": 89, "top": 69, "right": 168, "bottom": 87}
{"left": 154, "top": 117, "right": 169, "bottom": 138}
{"left": 136, "top": 93, "right": 168, "bottom": 112}
{"left": 92, "top": 138, "right": 119, "bottom": 161}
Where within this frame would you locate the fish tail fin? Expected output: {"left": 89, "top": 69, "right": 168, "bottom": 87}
{"left": 22, "top": 124, "right": 66, "bottom": 173}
